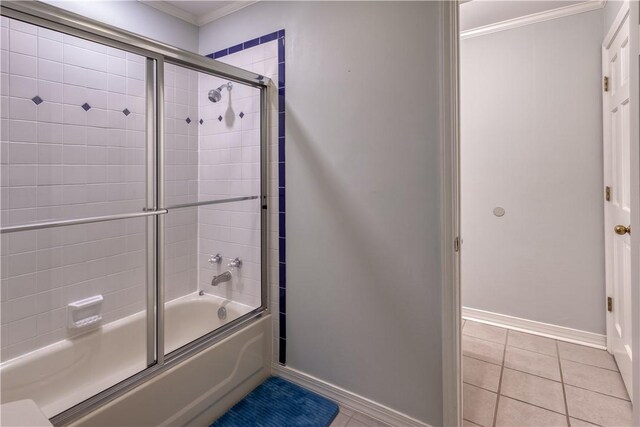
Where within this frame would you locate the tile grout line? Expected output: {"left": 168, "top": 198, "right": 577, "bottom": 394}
{"left": 465, "top": 353, "right": 561, "bottom": 384}
{"left": 465, "top": 381, "right": 569, "bottom": 418}
{"left": 462, "top": 353, "right": 503, "bottom": 368}
{"left": 465, "top": 323, "right": 629, "bottom": 425}
{"left": 465, "top": 332, "right": 620, "bottom": 374}
{"left": 494, "top": 392, "right": 570, "bottom": 418}
{"left": 559, "top": 358, "right": 620, "bottom": 373}
{"left": 491, "top": 329, "right": 508, "bottom": 427}
{"left": 466, "top": 358, "right": 621, "bottom": 397}
{"left": 555, "top": 340, "right": 570, "bottom": 426}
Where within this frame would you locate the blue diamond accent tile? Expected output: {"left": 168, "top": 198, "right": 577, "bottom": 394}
{"left": 81, "top": 102, "right": 91, "bottom": 111}
{"left": 31, "top": 95, "right": 43, "bottom": 105}
{"left": 239, "top": 112, "right": 245, "bottom": 118}
{"left": 186, "top": 117, "right": 191, "bottom": 124}
{"left": 122, "top": 108, "right": 130, "bottom": 116}
{"left": 199, "top": 118, "right": 203, "bottom": 125}
{"left": 218, "top": 116, "right": 223, "bottom": 122}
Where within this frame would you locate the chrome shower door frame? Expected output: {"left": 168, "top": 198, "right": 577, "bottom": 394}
{"left": 0, "top": 2, "right": 271, "bottom": 425}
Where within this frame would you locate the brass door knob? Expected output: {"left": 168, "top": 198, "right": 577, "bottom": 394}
{"left": 614, "top": 225, "right": 631, "bottom": 235}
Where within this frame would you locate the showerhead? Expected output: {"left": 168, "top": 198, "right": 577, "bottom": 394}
{"left": 208, "top": 82, "right": 233, "bottom": 103}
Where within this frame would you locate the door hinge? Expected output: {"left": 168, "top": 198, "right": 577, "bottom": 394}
{"left": 605, "top": 186, "right": 611, "bottom": 202}
{"left": 608, "top": 296, "right": 613, "bottom": 312}
{"left": 454, "top": 236, "right": 460, "bottom": 252}
{"left": 604, "top": 76, "right": 609, "bottom": 92}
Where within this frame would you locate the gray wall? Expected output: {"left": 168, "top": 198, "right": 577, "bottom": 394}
{"left": 43, "top": 0, "right": 199, "bottom": 52}
{"left": 200, "top": 2, "right": 444, "bottom": 424}
{"left": 461, "top": 10, "right": 606, "bottom": 334}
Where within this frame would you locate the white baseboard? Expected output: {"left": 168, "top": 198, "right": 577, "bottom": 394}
{"left": 462, "top": 307, "right": 606, "bottom": 349}
{"left": 271, "top": 364, "right": 431, "bottom": 427}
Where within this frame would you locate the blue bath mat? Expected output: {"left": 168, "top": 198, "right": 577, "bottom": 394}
{"left": 211, "top": 376, "right": 339, "bottom": 427}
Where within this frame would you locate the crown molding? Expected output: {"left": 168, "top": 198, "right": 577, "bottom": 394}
{"left": 139, "top": 1, "right": 257, "bottom": 27}
{"left": 461, "top": 0, "right": 606, "bottom": 40}
{"left": 140, "top": 1, "right": 198, "bottom": 25}
{"left": 198, "top": 1, "right": 257, "bottom": 26}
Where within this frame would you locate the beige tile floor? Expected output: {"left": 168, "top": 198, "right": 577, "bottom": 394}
{"left": 330, "top": 406, "right": 391, "bottom": 427}
{"left": 463, "top": 319, "right": 633, "bottom": 427}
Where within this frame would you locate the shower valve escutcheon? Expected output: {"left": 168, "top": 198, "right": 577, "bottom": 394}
{"left": 228, "top": 257, "right": 242, "bottom": 268}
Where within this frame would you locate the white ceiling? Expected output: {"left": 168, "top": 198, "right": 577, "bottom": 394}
{"left": 140, "top": 1, "right": 257, "bottom": 26}
{"left": 460, "top": 0, "right": 591, "bottom": 31}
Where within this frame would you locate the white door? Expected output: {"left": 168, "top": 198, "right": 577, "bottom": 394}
{"left": 603, "top": 14, "right": 632, "bottom": 399}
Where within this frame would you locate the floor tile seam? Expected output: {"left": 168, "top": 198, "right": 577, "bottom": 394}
{"left": 462, "top": 418, "right": 482, "bottom": 427}
{"left": 492, "top": 329, "right": 509, "bottom": 427}
{"left": 501, "top": 365, "right": 562, "bottom": 384}
{"left": 567, "top": 415, "right": 605, "bottom": 427}
{"left": 506, "top": 342, "right": 558, "bottom": 358}
{"left": 463, "top": 354, "right": 503, "bottom": 368}
{"left": 463, "top": 332, "right": 507, "bottom": 346}
{"left": 562, "top": 383, "right": 632, "bottom": 402}
{"left": 556, "top": 340, "right": 571, "bottom": 426}
{"left": 497, "top": 393, "right": 568, "bottom": 417}
{"left": 463, "top": 380, "right": 498, "bottom": 394}
{"left": 558, "top": 355, "right": 619, "bottom": 373}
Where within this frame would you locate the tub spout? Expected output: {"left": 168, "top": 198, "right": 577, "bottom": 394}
{"left": 211, "top": 270, "right": 232, "bottom": 286}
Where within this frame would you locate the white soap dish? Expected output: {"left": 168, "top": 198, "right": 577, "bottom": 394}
{"left": 68, "top": 295, "right": 103, "bottom": 329}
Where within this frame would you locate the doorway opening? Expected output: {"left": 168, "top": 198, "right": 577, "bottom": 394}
{"left": 457, "top": 1, "right": 634, "bottom": 426}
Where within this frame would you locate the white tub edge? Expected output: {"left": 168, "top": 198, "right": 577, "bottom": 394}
{"left": 69, "top": 314, "right": 272, "bottom": 427}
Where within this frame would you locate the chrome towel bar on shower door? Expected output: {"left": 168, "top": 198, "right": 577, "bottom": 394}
{"left": 0, "top": 209, "right": 169, "bottom": 234}
{"left": 0, "top": 196, "right": 262, "bottom": 234}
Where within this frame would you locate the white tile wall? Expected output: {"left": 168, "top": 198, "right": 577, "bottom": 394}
{"left": 0, "top": 18, "right": 192, "bottom": 362}
{"left": 163, "top": 63, "right": 199, "bottom": 302}
{"left": 0, "top": 18, "right": 279, "bottom": 363}
{"left": 195, "top": 41, "right": 279, "bottom": 311}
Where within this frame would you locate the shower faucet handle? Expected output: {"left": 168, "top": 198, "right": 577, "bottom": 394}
{"left": 228, "top": 257, "right": 242, "bottom": 268}
{"left": 209, "top": 254, "right": 222, "bottom": 264}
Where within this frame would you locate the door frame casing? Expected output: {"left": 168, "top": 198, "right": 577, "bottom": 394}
{"left": 440, "top": 1, "right": 462, "bottom": 426}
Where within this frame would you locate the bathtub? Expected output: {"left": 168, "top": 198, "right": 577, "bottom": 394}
{"left": 0, "top": 292, "right": 262, "bottom": 421}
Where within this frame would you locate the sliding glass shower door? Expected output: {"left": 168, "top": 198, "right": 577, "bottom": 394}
{"left": 162, "top": 63, "right": 264, "bottom": 355}
{"left": 0, "top": 16, "right": 156, "bottom": 417}
{"left": 0, "top": 3, "right": 269, "bottom": 423}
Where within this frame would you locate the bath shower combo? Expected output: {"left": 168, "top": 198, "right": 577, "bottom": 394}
{"left": 0, "top": 1, "right": 273, "bottom": 425}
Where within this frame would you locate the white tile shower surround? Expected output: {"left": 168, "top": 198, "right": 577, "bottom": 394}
{"left": 0, "top": 18, "right": 153, "bottom": 362}
{"left": 163, "top": 62, "right": 199, "bottom": 304}
{"left": 462, "top": 320, "right": 633, "bottom": 427}
{"left": 0, "top": 16, "right": 280, "bottom": 363}
{"left": 195, "top": 41, "right": 281, "bottom": 348}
